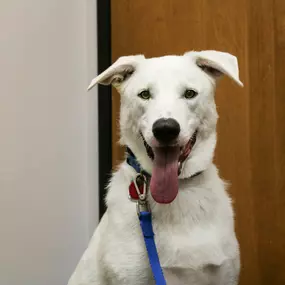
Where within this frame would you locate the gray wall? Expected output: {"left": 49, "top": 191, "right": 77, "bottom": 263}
{"left": 0, "top": 0, "right": 98, "bottom": 284}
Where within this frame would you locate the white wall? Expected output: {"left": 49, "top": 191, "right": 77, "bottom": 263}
{"left": 0, "top": 1, "right": 98, "bottom": 285}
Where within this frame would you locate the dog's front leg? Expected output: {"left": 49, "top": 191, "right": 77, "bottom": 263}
{"left": 67, "top": 251, "right": 108, "bottom": 285}
{"left": 68, "top": 261, "right": 106, "bottom": 285}
{"left": 67, "top": 214, "right": 108, "bottom": 285}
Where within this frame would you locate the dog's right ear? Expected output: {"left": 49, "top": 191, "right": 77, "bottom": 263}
{"left": 87, "top": 55, "right": 145, "bottom": 91}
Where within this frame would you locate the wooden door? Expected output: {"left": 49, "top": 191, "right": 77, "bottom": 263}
{"left": 111, "top": 1, "right": 285, "bottom": 284}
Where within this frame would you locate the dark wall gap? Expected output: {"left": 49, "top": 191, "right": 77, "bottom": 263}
{"left": 97, "top": 0, "right": 111, "bottom": 219}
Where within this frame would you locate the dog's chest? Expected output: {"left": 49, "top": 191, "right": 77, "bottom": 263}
{"left": 154, "top": 218, "right": 226, "bottom": 268}
{"left": 105, "top": 211, "right": 226, "bottom": 284}
{"left": 104, "top": 168, "right": 233, "bottom": 284}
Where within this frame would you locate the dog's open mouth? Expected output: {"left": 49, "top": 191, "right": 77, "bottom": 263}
{"left": 141, "top": 131, "right": 197, "bottom": 204}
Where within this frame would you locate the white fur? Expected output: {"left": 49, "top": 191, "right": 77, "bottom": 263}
{"left": 68, "top": 51, "right": 243, "bottom": 285}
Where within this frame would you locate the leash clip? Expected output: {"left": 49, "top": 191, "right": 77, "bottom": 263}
{"left": 135, "top": 173, "right": 147, "bottom": 201}
{"left": 129, "top": 173, "right": 148, "bottom": 202}
{"left": 136, "top": 200, "right": 150, "bottom": 216}
{"left": 133, "top": 173, "right": 151, "bottom": 216}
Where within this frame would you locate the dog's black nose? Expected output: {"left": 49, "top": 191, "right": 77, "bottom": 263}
{"left": 152, "top": 118, "right": 180, "bottom": 144}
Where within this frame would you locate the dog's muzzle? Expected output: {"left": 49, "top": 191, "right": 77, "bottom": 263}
{"left": 140, "top": 130, "right": 198, "bottom": 175}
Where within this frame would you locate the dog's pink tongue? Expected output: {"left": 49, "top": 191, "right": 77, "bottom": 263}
{"left": 150, "top": 147, "right": 180, "bottom": 204}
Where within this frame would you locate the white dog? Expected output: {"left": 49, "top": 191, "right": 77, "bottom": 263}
{"left": 68, "top": 50, "right": 243, "bottom": 285}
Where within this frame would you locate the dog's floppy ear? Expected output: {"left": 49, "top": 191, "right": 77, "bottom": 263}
{"left": 185, "top": 50, "right": 243, "bottom": 86}
{"left": 87, "top": 55, "right": 145, "bottom": 90}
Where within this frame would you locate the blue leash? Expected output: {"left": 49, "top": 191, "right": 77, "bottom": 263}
{"left": 139, "top": 211, "right": 167, "bottom": 285}
{"left": 126, "top": 147, "right": 202, "bottom": 284}
{"left": 126, "top": 148, "right": 167, "bottom": 285}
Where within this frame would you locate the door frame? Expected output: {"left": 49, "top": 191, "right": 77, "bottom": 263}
{"left": 97, "top": 0, "right": 112, "bottom": 219}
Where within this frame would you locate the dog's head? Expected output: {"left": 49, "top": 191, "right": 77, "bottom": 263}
{"left": 89, "top": 51, "right": 243, "bottom": 203}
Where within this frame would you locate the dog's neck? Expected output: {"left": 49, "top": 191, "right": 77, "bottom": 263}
{"left": 124, "top": 131, "right": 217, "bottom": 179}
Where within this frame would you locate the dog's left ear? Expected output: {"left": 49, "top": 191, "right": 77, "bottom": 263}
{"left": 185, "top": 50, "right": 243, "bottom": 87}
{"left": 87, "top": 55, "right": 145, "bottom": 90}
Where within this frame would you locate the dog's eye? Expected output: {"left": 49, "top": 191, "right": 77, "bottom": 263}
{"left": 138, "top": 90, "right": 151, "bottom": 100}
{"left": 184, "top": 89, "right": 198, "bottom": 99}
